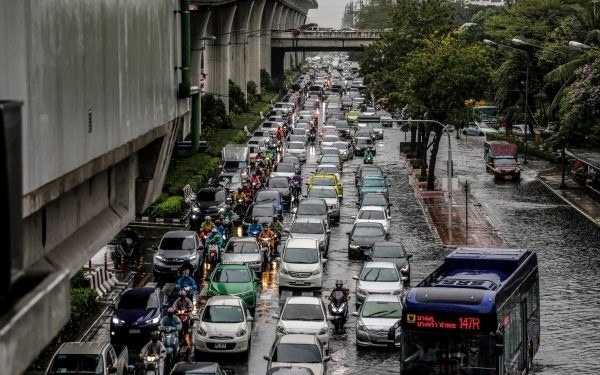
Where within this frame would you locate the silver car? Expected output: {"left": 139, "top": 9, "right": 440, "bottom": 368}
{"left": 273, "top": 296, "right": 331, "bottom": 353}
{"left": 221, "top": 237, "right": 263, "bottom": 273}
{"left": 286, "top": 141, "right": 307, "bottom": 162}
{"left": 286, "top": 217, "right": 331, "bottom": 256}
{"left": 352, "top": 294, "right": 402, "bottom": 348}
{"left": 353, "top": 261, "right": 405, "bottom": 306}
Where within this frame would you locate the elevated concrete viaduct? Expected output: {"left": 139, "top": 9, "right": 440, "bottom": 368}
{"left": 0, "top": 0, "right": 315, "bottom": 373}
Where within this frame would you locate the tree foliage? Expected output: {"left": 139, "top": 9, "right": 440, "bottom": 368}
{"left": 355, "top": 0, "right": 396, "bottom": 29}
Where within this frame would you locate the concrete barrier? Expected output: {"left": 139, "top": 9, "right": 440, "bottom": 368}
{"left": 87, "top": 268, "right": 118, "bottom": 299}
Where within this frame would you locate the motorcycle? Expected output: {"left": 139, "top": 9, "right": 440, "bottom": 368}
{"left": 207, "top": 243, "right": 220, "bottom": 269}
{"left": 188, "top": 204, "right": 202, "bottom": 232}
{"left": 290, "top": 181, "right": 302, "bottom": 203}
{"left": 308, "top": 132, "right": 316, "bottom": 146}
{"left": 222, "top": 218, "right": 233, "bottom": 239}
{"left": 234, "top": 199, "right": 247, "bottom": 217}
{"left": 175, "top": 309, "right": 193, "bottom": 361}
{"left": 247, "top": 225, "right": 261, "bottom": 238}
{"left": 259, "top": 236, "right": 273, "bottom": 264}
{"left": 110, "top": 227, "right": 140, "bottom": 268}
{"left": 328, "top": 290, "right": 349, "bottom": 334}
{"left": 143, "top": 354, "right": 161, "bottom": 375}
{"left": 364, "top": 154, "right": 374, "bottom": 164}
{"left": 160, "top": 326, "right": 179, "bottom": 370}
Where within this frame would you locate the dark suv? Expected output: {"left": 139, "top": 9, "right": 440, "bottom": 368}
{"left": 152, "top": 231, "right": 203, "bottom": 281}
{"left": 195, "top": 187, "right": 229, "bottom": 217}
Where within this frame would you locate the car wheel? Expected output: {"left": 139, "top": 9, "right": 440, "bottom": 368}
{"left": 479, "top": 132, "right": 484, "bottom": 136}
{"left": 462, "top": 130, "right": 467, "bottom": 135}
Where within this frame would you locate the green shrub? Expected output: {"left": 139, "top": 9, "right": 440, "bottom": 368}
{"left": 149, "top": 195, "right": 185, "bottom": 218}
{"left": 71, "top": 287, "right": 97, "bottom": 320}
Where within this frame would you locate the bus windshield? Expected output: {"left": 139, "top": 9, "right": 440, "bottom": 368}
{"left": 402, "top": 331, "right": 496, "bottom": 374}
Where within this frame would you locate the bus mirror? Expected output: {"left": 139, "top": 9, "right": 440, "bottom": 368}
{"left": 495, "top": 331, "right": 504, "bottom": 356}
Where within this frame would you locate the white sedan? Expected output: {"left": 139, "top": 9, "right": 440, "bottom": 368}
{"left": 354, "top": 205, "right": 391, "bottom": 233}
{"left": 194, "top": 295, "right": 253, "bottom": 354}
{"left": 264, "top": 334, "right": 330, "bottom": 375}
{"left": 273, "top": 296, "right": 331, "bottom": 353}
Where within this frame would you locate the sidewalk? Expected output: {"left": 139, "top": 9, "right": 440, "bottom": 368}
{"left": 537, "top": 166, "right": 600, "bottom": 226}
{"left": 405, "top": 160, "right": 504, "bottom": 248}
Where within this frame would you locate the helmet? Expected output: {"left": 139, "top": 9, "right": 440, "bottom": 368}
{"left": 150, "top": 331, "right": 159, "bottom": 342}
{"left": 178, "top": 290, "right": 187, "bottom": 298}
{"left": 225, "top": 205, "right": 231, "bottom": 210}
{"left": 238, "top": 187, "right": 243, "bottom": 192}
{"left": 205, "top": 216, "right": 211, "bottom": 221}
{"left": 211, "top": 228, "right": 218, "bottom": 233}
{"left": 167, "top": 307, "right": 175, "bottom": 316}
{"left": 295, "top": 170, "right": 301, "bottom": 175}
{"left": 263, "top": 222, "right": 269, "bottom": 228}
{"left": 253, "top": 218, "right": 259, "bottom": 224}
{"left": 214, "top": 218, "right": 221, "bottom": 225}
{"left": 335, "top": 280, "right": 343, "bottom": 288}
{"left": 273, "top": 216, "right": 279, "bottom": 221}
{"left": 183, "top": 256, "right": 190, "bottom": 263}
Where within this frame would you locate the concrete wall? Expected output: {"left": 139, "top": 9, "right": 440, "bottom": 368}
{"left": 2, "top": 0, "right": 182, "bottom": 195}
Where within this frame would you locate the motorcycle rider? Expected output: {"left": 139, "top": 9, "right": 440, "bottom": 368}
{"left": 214, "top": 218, "right": 225, "bottom": 236}
{"left": 364, "top": 147, "right": 374, "bottom": 163}
{"left": 330, "top": 280, "right": 351, "bottom": 301}
{"left": 175, "top": 273, "right": 197, "bottom": 295}
{"left": 250, "top": 171, "right": 262, "bottom": 189}
{"left": 247, "top": 218, "right": 262, "bottom": 236}
{"left": 258, "top": 223, "right": 277, "bottom": 252}
{"left": 270, "top": 216, "right": 284, "bottom": 256}
{"left": 140, "top": 332, "right": 166, "bottom": 375}
{"left": 172, "top": 290, "right": 194, "bottom": 348}
{"left": 158, "top": 307, "right": 183, "bottom": 358}
{"left": 290, "top": 170, "right": 302, "bottom": 199}
{"left": 178, "top": 256, "right": 195, "bottom": 278}
{"left": 275, "top": 124, "right": 285, "bottom": 141}
{"left": 233, "top": 188, "right": 247, "bottom": 203}
{"left": 221, "top": 204, "right": 235, "bottom": 222}
{"left": 241, "top": 183, "right": 253, "bottom": 200}
{"left": 205, "top": 227, "right": 224, "bottom": 249}
{"left": 200, "top": 216, "right": 216, "bottom": 232}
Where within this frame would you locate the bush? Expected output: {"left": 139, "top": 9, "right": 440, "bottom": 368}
{"left": 71, "top": 269, "right": 90, "bottom": 289}
{"left": 148, "top": 195, "right": 185, "bottom": 218}
{"left": 229, "top": 80, "right": 248, "bottom": 114}
{"left": 260, "top": 69, "right": 273, "bottom": 92}
{"left": 71, "top": 287, "right": 97, "bottom": 320}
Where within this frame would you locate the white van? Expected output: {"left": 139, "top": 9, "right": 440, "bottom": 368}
{"left": 279, "top": 238, "right": 324, "bottom": 289}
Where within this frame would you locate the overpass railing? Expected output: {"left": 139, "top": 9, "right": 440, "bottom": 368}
{"left": 271, "top": 30, "right": 383, "bottom": 39}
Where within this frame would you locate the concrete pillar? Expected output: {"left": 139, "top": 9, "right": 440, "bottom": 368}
{"left": 280, "top": 7, "right": 290, "bottom": 30}
{"left": 260, "top": 1, "right": 277, "bottom": 77}
{"left": 191, "top": 9, "right": 211, "bottom": 88}
{"left": 272, "top": 3, "right": 283, "bottom": 31}
{"left": 230, "top": 1, "right": 253, "bottom": 96}
{"left": 205, "top": 4, "right": 237, "bottom": 112}
{"left": 248, "top": 0, "right": 266, "bottom": 92}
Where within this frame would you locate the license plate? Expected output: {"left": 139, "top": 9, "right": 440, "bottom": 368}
{"left": 505, "top": 175, "right": 513, "bottom": 180}
{"left": 129, "top": 329, "right": 140, "bottom": 334}
{"left": 214, "top": 343, "right": 227, "bottom": 349}
{"left": 171, "top": 267, "right": 179, "bottom": 271}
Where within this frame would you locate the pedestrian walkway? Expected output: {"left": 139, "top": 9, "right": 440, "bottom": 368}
{"left": 537, "top": 166, "right": 600, "bottom": 226}
{"left": 405, "top": 159, "right": 504, "bottom": 248}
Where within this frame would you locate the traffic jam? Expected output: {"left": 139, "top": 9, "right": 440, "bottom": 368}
{"left": 46, "top": 54, "right": 518, "bottom": 375}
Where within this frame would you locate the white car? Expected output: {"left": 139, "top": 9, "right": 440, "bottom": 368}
{"left": 320, "top": 134, "right": 339, "bottom": 148}
{"left": 279, "top": 238, "right": 325, "bottom": 289}
{"left": 354, "top": 205, "right": 391, "bottom": 233}
{"left": 273, "top": 297, "right": 331, "bottom": 353}
{"left": 463, "top": 122, "right": 498, "bottom": 136}
{"left": 286, "top": 142, "right": 307, "bottom": 162}
{"left": 264, "top": 334, "right": 330, "bottom": 375}
{"left": 271, "top": 162, "right": 297, "bottom": 178}
{"left": 194, "top": 295, "right": 253, "bottom": 354}
{"left": 353, "top": 262, "right": 405, "bottom": 306}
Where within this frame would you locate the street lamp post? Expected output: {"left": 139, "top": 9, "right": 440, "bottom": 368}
{"left": 398, "top": 119, "right": 453, "bottom": 232}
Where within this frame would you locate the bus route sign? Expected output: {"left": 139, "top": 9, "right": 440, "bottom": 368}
{"left": 405, "top": 314, "right": 483, "bottom": 331}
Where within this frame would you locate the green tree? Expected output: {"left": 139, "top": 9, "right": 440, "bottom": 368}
{"left": 201, "top": 94, "right": 231, "bottom": 136}
{"left": 355, "top": 0, "right": 396, "bottom": 29}
{"left": 228, "top": 80, "right": 248, "bottom": 114}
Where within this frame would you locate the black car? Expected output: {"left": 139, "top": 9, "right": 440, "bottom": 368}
{"left": 357, "top": 192, "right": 392, "bottom": 215}
{"left": 244, "top": 203, "right": 280, "bottom": 226}
{"left": 152, "top": 230, "right": 203, "bottom": 281}
{"left": 368, "top": 241, "right": 412, "bottom": 282}
{"left": 346, "top": 222, "right": 388, "bottom": 260}
{"left": 195, "top": 187, "right": 229, "bottom": 217}
{"left": 267, "top": 176, "right": 292, "bottom": 208}
{"left": 110, "top": 287, "right": 168, "bottom": 345}
{"left": 353, "top": 137, "right": 375, "bottom": 156}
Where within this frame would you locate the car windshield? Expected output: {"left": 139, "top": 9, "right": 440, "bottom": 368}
{"left": 297, "top": 203, "right": 327, "bottom": 215}
{"left": 273, "top": 343, "right": 322, "bottom": 363}
{"left": 117, "top": 293, "right": 155, "bottom": 310}
{"left": 316, "top": 166, "right": 338, "bottom": 174}
{"left": 373, "top": 245, "right": 406, "bottom": 258}
{"left": 283, "top": 248, "right": 319, "bottom": 264}
{"left": 282, "top": 303, "right": 324, "bottom": 321}
{"left": 353, "top": 225, "right": 385, "bottom": 237}
{"left": 257, "top": 192, "right": 279, "bottom": 203}
{"left": 276, "top": 164, "right": 296, "bottom": 173}
{"left": 361, "top": 301, "right": 402, "bottom": 319}
{"left": 159, "top": 237, "right": 196, "bottom": 250}
{"left": 289, "top": 143, "right": 304, "bottom": 149}
{"left": 311, "top": 177, "right": 334, "bottom": 186}
{"left": 335, "top": 143, "right": 347, "bottom": 150}
{"left": 48, "top": 354, "right": 103, "bottom": 374}
{"left": 293, "top": 129, "right": 307, "bottom": 135}
{"left": 362, "top": 179, "right": 386, "bottom": 187}
{"left": 323, "top": 136, "right": 338, "bottom": 142}
{"left": 212, "top": 269, "right": 252, "bottom": 283}
{"left": 309, "top": 189, "right": 337, "bottom": 199}
{"left": 359, "top": 210, "right": 385, "bottom": 220}
{"left": 291, "top": 222, "right": 324, "bottom": 234}
{"left": 225, "top": 241, "right": 259, "bottom": 254}
{"left": 269, "top": 178, "right": 289, "bottom": 188}
{"left": 362, "top": 196, "right": 387, "bottom": 207}
{"left": 202, "top": 305, "right": 244, "bottom": 323}
{"left": 360, "top": 267, "right": 399, "bottom": 282}
{"left": 223, "top": 161, "right": 246, "bottom": 170}
{"left": 252, "top": 206, "right": 274, "bottom": 217}
{"left": 494, "top": 158, "right": 517, "bottom": 166}
{"left": 197, "top": 190, "right": 226, "bottom": 202}
{"left": 320, "top": 157, "right": 339, "bottom": 164}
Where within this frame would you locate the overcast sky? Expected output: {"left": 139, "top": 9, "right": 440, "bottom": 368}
{"left": 306, "top": 0, "right": 348, "bottom": 28}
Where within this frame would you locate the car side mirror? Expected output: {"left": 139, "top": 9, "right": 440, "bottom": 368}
{"left": 326, "top": 229, "right": 331, "bottom": 234}
{"left": 324, "top": 355, "right": 332, "bottom": 362}
{"left": 352, "top": 311, "right": 359, "bottom": 317}
{"left": 321, "top": 259, "right": 327, "bottom": 264}
{"left": 407, "top": 254, "right": 413, "bottom": 259}
{"left": 327, "top": 315, "right": 334, "bottom": 321}
{"left": 247, "top": 316, "right": 254, "bottom": 322}
{"left": 401, "top": 276, "right": 408, "bottom": 281}
{"left": 108, "top": 367, "right": 118, "bottom": 374}
{"left": 388, "top": 203, "right": 393, "bottom": 207}
{"left": 272, "top": 314, "right": 280, "bottom": 319}
{"left": 352, "top": 275, "right": 359, "bottom": 280}
{"left": 263, "top": 355, "right": 271, "bottom": 361}
{"left": 151, "top": 245, "right": 158, "bottom": 251}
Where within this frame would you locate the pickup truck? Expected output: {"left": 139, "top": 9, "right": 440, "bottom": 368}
{"left": 484, "top": 141, "right": 521, "bottom": 181}
{"left": 46, "top": 342, "right": 129, "bottom": 375}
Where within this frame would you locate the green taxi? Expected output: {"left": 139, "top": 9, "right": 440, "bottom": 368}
{"left": 206, "top": 263, "right": 259, "bottom": 311}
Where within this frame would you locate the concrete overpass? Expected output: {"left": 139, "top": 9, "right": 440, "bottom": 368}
{"left": 270, "top": 30, "right": 382, "bottom": 78}
{"left": 0, "top": 1, "right": 315, "bottom": 374}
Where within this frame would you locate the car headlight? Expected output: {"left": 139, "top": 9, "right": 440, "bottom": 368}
{"left": 145, "top": 316, "right": 160, "bottom": 324}
{"left": 400, "top": 264, "right": 409, "bottom": 272}
{"left": 155, "top": 255, "right": 166, "bottom": 262}
{"left": 197, "top": 326, "right": 207, "bottom": 336}
{"left": 112, "top": 317, "right": 125, "bottom": 325}
{"left": 189, "top": 255, "right": 197, "bottom": 261}
{"left": 349, "top": 244, "right": 360, "bottom": 250}
{"left": 239, "top": 290, "right": 254, "bottom": 297}
{"left": 318, "top": 327, "right": 328, "bottom": 335}
{"left": 276, "top": 325, "right": 287, "bottom": 335}
{"left": 280, "top": 267, "right": 289, "bottom": 275}
{"left": 357, "top": 320, "right": 367, "bottom": 332}
{"left": 191, "top": 207, "right": 200, "bottom": 213}
{"left": 392, "top": 289, "right": 402, "bottom": 295}
{"left": 236, "top": 328, "right": 247, "bottom": 337}
{"left": 311, "top": 269, "right": 321, "bottom": 276}
{"left": 356, "top": 288, "right": 368, "bottom": 296}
